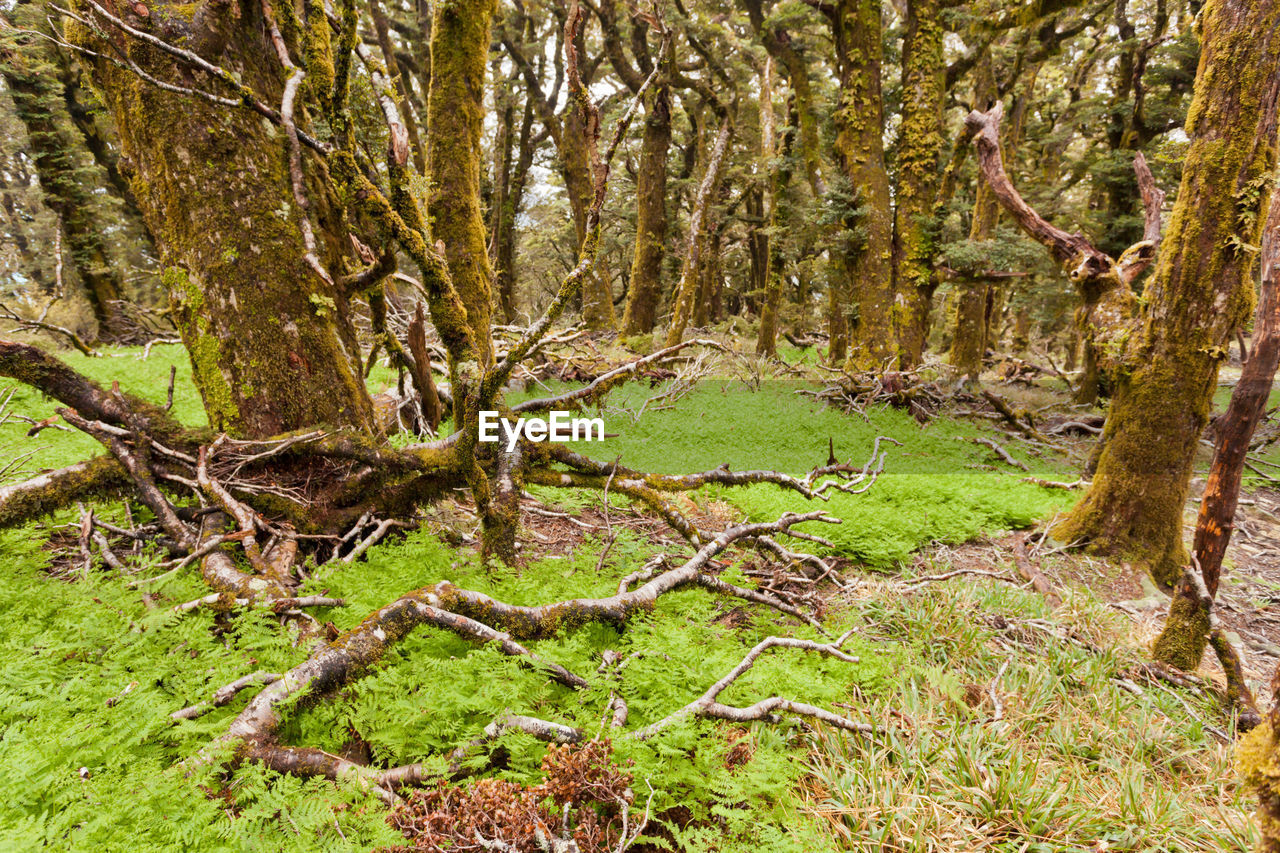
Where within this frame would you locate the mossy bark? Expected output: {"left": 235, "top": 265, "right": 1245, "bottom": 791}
{"left": 427, "top": 0, "right": 497, "bottom": 364}
{"left": 620, "top": 66, "right": 672, "bottom": 335}
{"left": 755, "top": 57, "right": 782, "bottom": 356}
{"left": 830, "top": 0, "right": 895, "bottom": 372}
{"left": 1240, "top": 689, "right": 1280, "bottom": 852}
{"left": 950, "top": 277, "right": 989, "bottom": 383}
{"left": 490, "top": 83, "right": 536, "bottom": 324}
{"left": 1054, "top": 0, "right": 1280, "bottom": 587}
{"left": 950, "top": 55, "right": 1000, "bottom": 383}
{"left": 892, "top": 0, "right": 945, "bottom": 368}
{"left": 69, "top": 0, "right": 375, "bottom": 438}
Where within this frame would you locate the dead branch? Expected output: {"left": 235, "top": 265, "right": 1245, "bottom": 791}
{"left": 630, "top": 631, "right": 872, "bottom": 739}
{"left": 0, "top": 455, "right": 127, "bottom": 528}
{"left": 172, "top": 671, "right": 282, "bottom": 720}
{"left": 967, "top": 436, "right": 1028, "bottom": 471}
{"left": 434, "top": 512, "right": 838, "bottom": 639}
{"left": 1011, "top": 534, "right": 1062, "bottom": 608}
{"left": 900, "top": 567, "right": 1020, "bottom": 592}
{"left": 513, "top": 339, "right": 724, "bottom": 414}
{"left": 965, "top": 104, "right": 1161, "bottom": 289}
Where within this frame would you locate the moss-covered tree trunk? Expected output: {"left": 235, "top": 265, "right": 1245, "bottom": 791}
{"left": 428, "top": 0, "right": 496, "bottom": 364}
{"left": 892, "top": 0, "right": 945, "bottom": 368}
{"left": 1053, "top": 0, "right": 1280, "bottom": 587}
{"left": 491, "top": 85, "right": 536, "bottom": 324}
{"left": 620, "top": 63, "right": 672, "bottom": 335}
{"left": 1241, "top": 665, "right": 1280, "bottom": 852}
{"left": 69, "top": 0, "right": 375, "bottom": 438}
{"left": 949, "top": 175, "right": 1000, "bottom": 383}
{"left": 1, "top": 8, "right": 128, "bottom": 340}
{"left": 830, "top": 0, "right": 896, "bottom": 371}
{"left": 755, "top": 56, "right": 783, "bottom": 356}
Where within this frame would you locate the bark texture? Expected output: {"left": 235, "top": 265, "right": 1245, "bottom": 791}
{"left": 428, "top": 0, "right": 497, "bottom": 364}
{"left": 830, "top": 0, "right": 895, "bottom": 370}
{"left": 1153, "top": 167, "right": 1280, "bottom": 668}
{"left": 0, "top": 5, "right": 128, "bottom": 339}
{"left": 892, "top": 0, "right": 945, "bottom": 367}
{"left": 68, "top": 0, "right": 375, "bottom": 438}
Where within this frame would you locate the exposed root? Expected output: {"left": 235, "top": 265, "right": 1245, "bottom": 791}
{"left": 0, "top": 455, "right": 127, "bottom": 528}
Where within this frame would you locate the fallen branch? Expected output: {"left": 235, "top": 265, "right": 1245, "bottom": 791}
{"left": 1011, "top": 534, "right": 1062, "bottom": 608}
{"left": 630, "top": 631, "right": 872, "bottom": 739}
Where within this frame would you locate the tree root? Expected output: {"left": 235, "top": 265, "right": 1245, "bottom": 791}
{"left": 193, "top": 511, "right": 870, "bottom": 799}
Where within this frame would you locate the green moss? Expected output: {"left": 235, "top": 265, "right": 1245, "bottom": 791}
{"left": 165, "top": 266, "right": 240, "bottom": 431}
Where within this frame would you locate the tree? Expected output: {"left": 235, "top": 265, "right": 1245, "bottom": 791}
{"left": 427, "top": 0, "right": 497, "bottom": 365}
{"left": 1052, "top": 0, "right": 1280, "bottom": 586}
{"left": 824, "top": 0, "right": 895, "bottom": 370}
{"left": 892, "top": 0, "right": 947, "bottom": 367}
{"left": 601, "top": 0, "right": 674, "bottom": 337}
{"left": 1, "top": 1, "right": 131, "bottom": 340}
{"left": 0, "top": 0, "right": 889, "bottom": 803}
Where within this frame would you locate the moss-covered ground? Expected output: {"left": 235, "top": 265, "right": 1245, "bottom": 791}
{"left": 0, "top": 345, "right": 1261, "bottom": 851}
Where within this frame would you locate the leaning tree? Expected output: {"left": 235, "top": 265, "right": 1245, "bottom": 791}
{"left": 0, "top": 0, "right": 887, "bottom": 806}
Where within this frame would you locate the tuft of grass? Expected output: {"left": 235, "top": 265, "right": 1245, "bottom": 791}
{"left": 800, "top": 576, "right": 1256, "bottom": 852}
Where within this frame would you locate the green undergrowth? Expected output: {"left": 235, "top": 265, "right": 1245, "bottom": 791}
{"left": 553, "top": 380, "right": 1076, "bottom": 567}
{"left": 0, "top": 344, "right": 1258, "bottom": 850}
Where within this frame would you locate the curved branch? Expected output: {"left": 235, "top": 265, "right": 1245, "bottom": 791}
{"left": 629, "top": 631, "right": 871, "bottom": 739}
{"left": 1116, "top": 151, "right": 1165, "bottom": 285}
{"left": 964, "top": 104, "right": 1113, "bottom": 282}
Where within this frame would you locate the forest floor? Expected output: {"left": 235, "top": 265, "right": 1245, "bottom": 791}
{"left": 0, "top": 339, "right": 1275, "bottom": 852}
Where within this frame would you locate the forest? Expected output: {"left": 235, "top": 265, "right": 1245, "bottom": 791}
{"left": 0, "top": 0, "right": 1279, "bottom": 848}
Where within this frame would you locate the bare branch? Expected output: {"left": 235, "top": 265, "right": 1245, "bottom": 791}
{"left": 630, "top": 632, "right": 871, "bottom": 739}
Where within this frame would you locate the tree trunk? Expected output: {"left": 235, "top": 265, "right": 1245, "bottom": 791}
{"left": 370, "top": 0, "right": 425, "bottom": 173}
{"left": 428, "top": 0, "right": 497, "bottom": 364}
{"left": 1054, "top": 0, "right": 1280, "bottom": 587}
{"left": 693, "top": 204, "right": 725, "bottom": 330}
{"left": 1, "top": 7, "right": 128, "bottom": 340}
{"left": 491, "top": 88, "right": 536, "bottom": 324}
{"left": 563, "top": 97, "right": 616, "bottom": 331}
{"left": 755, "top": 56, "right": 783, "bottom": 356}
{"left": 666, "top": 113, "right": 732, "bottom": 347}
{"left": 830, "top": 0, "right": 895, "bottom": 371}
{"left": 1153, "top": 170, "right": 1280, "bottom": 669}
{"left": 1241, "top": 663, "right": 1280, "bottom": 852}
{"left": 69, "top": 0, "right": 375, "bottom": 437}
{"left": 620, "top": 64, "right": 672, "bottom": 335}
{"left": 892, "top": 0, "right": 945, "bottom": 368}
{"left": 950, "top": 278, "right": 989, "bottom": 383}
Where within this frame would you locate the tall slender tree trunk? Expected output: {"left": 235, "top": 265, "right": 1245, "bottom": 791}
{"left": 68, "top": 0, "right": 375, "bottom": 437}
{"left": 892, "top": 0, "right": 946, "bottom": 367}
{"left": 620, "top": 64, "right": 672, "bottom": 335}
{"left": 830, "top": 0, "right": 895, "bottom": 371}
{"left": 1054, "top": 0, "right": 1280, "bottom": 587}
{"left": 756, "top": 57, "right": 783, "bottom": 356}
{"left": 491, "top": 88, "right": 536, "bottom": 323}
{"left": 561, "top": 96, "right": 616, "bottom": 331}
{"left": 950, "top": 147, "right": 1001, "bottom": 383}
{"left": 370, "top": 0, "right": 425, "bottom": 172}
{"left": 666, "top": 113, "right": 732, "bottom": 346}
{"left": 428, "top": 0, "right": 497, "bottom": 364}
